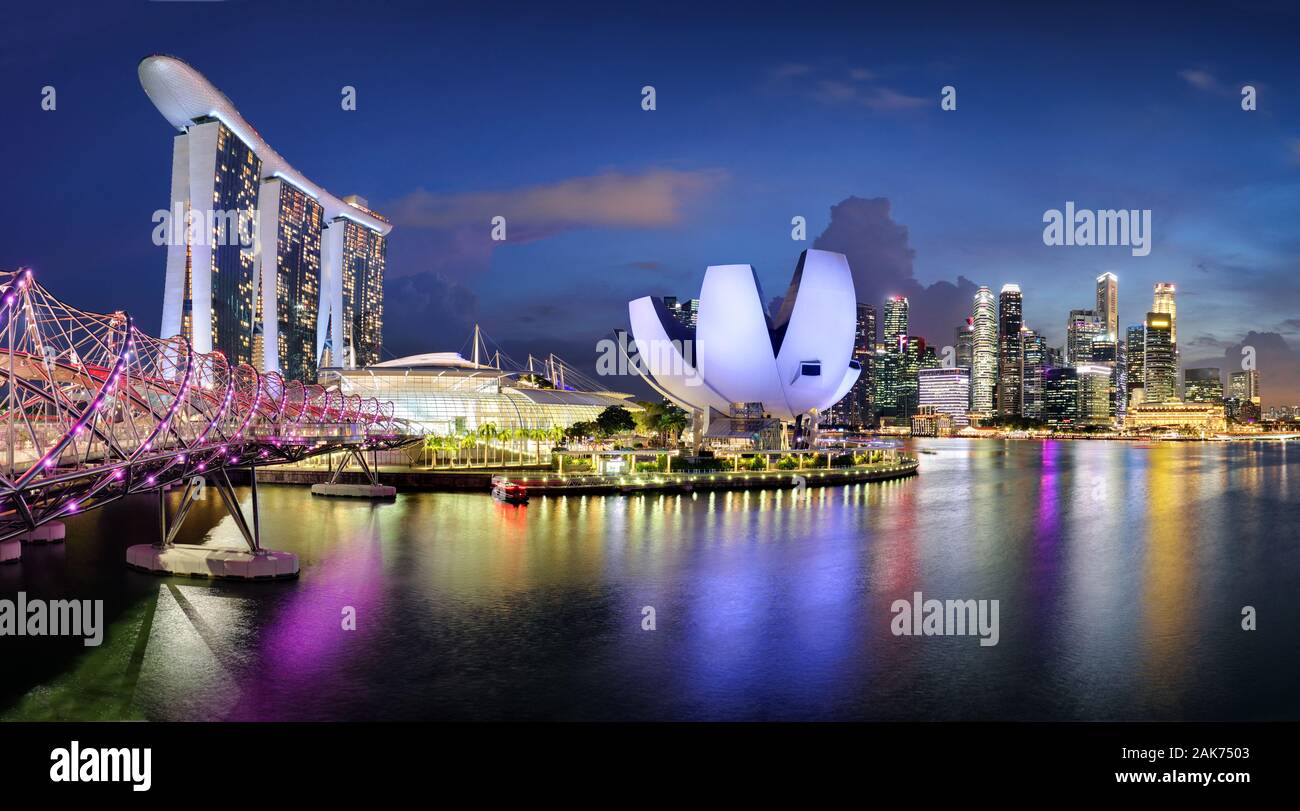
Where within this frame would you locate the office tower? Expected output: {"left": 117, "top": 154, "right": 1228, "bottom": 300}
{"left": 1044, "top": 367, "right": 1079, "bottom": 428}
{"left": 1020, "top": 328, "right": 1047, "bottom": 422}
{"left": 883, "top": 296, "right": 909, "bottom": 351}
{"left": 955, "top": 319, "right": 974, "bottom": 370}
{"left": 257, "top": 178, "right": 324, "bottom": 382}
{"left": 873, "top": 349, "right": 901, "bottom": 423}
{"left": 1125, "top": 324, "right": 1145, "bottom": 408}
{"left": 1096, "top": 272, "right": 1118, "bottom": 341}
{"left": 1230, "top": 369, "right": 1260, "bottom": 404}
{"left": 1185, "top": 368, "right": 1224, "bottom": 403}
{"left": 141, "top": 55, "right": 393, "bottom": 378}
{"left": 1075, "top": 364, "right": 1113, "bottom": 426}
{"left": 1143, "top": 312, "right": 1176, "bottom": 403}
{"left": 1089, "top": 338, "right": 1118, "bottom": 419}
{"left": 158, "top": 117, "right": 262, "bottom": 364}
{"left": 896, "top": 336, "right": 927, "bottom": 419}
{"left": 971, "top": 287, "right": 997, "bottom": 414}
{"left": 1152, "top": 282, "right": 1177, "bottom": 346}
{"left": 997, "top": 284, "right": 1023, "bottom": 418}
{"left": 1113, "top": 339, "right": 1127, "bottom": 422}
{"left": 1046, "top": 345, "right": 1064, "bottom": 369}
{"left": 827, "top": 303, "right": 877, "bottom": 427}
{"left": 1066, "top": 309, "right": 1104, "bottom": 365}
{"left": 919, "top": 367, "right": 972, "bottom": 427}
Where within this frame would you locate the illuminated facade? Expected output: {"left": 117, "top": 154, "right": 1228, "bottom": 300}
{"left": 1230, "top": 369, "right": 1260, "bottom": 404}
{"left": 1184, "top": 367, "right": 1223, "bottom": 403}
{"left": 1066, "top": 309, "right": 1103, "bottom": 365}
{"left": 1096, "top": 272, "right": 1118, "bottom": 341}
{"left": 140, "top": 54, "right": 392, "bottom": 380}
{"left": 1143, "top": 311, "right": 1176, "bottom": 403}
{"left": 1125, "top": 324, "right": 1145, "bottom": 409}
{"left": 918, "top": 367, "right": 970, "bottom": 427}
{"left": 328, "top": 353, "right": 640, "bottom": 436}
{"left": 1127, "top": 401, "right": 1226, "bottom": 433}
{"left": 997, "top": 284, "right": 1023, "bottom": 418}
{"left": 884, "top": 296, "right": 909, "bottom": 349}
{"left": 1020, "top": 328, "right": 1048, "bottom": 422}
{"left": 971, "top": 286, "right": 997, "bottom": 414}
{"left": 1075, "top": 364, "right": 1113, "bottom": 426}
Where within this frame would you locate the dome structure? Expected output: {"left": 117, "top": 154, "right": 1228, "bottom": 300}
{"left": 627, "top": 249, "right": 860, "bottom": 423}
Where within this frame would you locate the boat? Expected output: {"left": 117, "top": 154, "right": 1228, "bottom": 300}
{"left": 491, "top": 476, "right": 529, "bottom": 504}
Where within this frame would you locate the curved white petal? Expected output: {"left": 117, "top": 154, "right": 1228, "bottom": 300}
{"left": 696, "top": 265, "right": 790, "bottom": 416}
{"left": 772, "top": 249, "right": 858, "bottom": 415}
{"left": 627, "top": 297, "right": 729, "bottom": 413}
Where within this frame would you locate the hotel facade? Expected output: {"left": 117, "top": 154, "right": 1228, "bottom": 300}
{"left": 139, "top": 54, "right": 390, "bottom": 382}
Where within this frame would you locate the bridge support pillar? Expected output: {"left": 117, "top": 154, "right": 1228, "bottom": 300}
{"left": 1, "top": 538, "right": 19, "bottom": 564}
{"left": 126, "top": 468, "right": 298, "bottom": 581}
{"left": 14, "top": 521, "right": 65, "bottom": 545}
{"left": 311, "top": 445, "right": 396, "bottom": 499}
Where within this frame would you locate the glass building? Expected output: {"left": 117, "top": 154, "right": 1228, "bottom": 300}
{"left": 339, "top": 214, "right": 387, "bottom": 369}
{"left": 326, "top": 353, "right": 641, "bottom": 436}
{"left": 883, "top": 296, "right": 909, "bottom": 350}
{"left": 1066, "top": 309, "right": 1103, "bottom": 365}
{"left": 1143, "top": 311, "right": 1176, "bottom": 403}
{"left": 919, "top": 367, "right": 971, "bottom": 427}
{"left": 1044, "top": 367, "right": 1079, "bottom": 428}
{"left": 257, "top": 178, "right": 324, "bottom": 382}
{"left": 1096, "top": 272, "right": 1118, "bottom": 341}
{"left": 1020, "top": 328, "right": 1048, "bottom": 422}
{"left": 971, "top": 286, "right": 997, "bottom": 414}
{"left": 997, "top": 284, "right": 1023, "bottom": 418}
{"left": 1125, "top": 324, "right": 1145, "bottom": 409}
{"left": 1184, "top": 367, "right": 1224, "bottom": 403}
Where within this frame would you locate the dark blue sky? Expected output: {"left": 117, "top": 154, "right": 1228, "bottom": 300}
{"left": 2, "top": 1, "right": 1299, "bottom": 400}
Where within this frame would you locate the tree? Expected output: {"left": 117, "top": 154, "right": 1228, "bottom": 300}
{"left": 596, "top": 405, "right": 636, "bottom": 437}
{"left": 658, "top": 404, "right": 688, "bottom": 446}
{"left": 478, "top": 423, "right": 498, "bottom": 466}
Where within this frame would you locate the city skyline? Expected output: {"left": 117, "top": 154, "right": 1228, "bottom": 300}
{"left": 3, "top": 3, "right": 1300, "bottom": 405}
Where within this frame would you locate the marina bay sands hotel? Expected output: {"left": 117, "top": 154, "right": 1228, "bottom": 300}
{"left": 139, "top": 54, "right": 391, "bottom": 380}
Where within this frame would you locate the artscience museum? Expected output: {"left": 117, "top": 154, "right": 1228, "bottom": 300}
{"left": 627, "top": 249, "right": 861, "bottom": 446}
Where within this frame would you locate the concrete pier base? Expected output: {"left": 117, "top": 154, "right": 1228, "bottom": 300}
{"left": 311, "top": 483, "right": 396, "bottom": 499}
{"left": 15, "top": 521, "right": 65, "bottom": 545}
{"left": 1, "top": 538, "right": 19, "bottom": 564}
{"left": 126, "top": 544, "right": 299, "bottom": 580}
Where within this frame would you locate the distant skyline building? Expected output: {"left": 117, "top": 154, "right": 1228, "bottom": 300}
{"left": 826, "top": 302, "right": 877, "bottom": 427}
{"left": 1125, "top": 323, "right": 1145, "bottom": 409}
{"left": 971, "top": 286, "right": 997, "bottom": 414}
{"left": 1096, "top": 272, "right": 1118, "bottom": 341}
{"left": 1143, "top": 311, "right": 1176, "bottom": 403}
{"left": 1152, "top": 282, "right": 1177, "bottom": 347}
{"left": 1020, "top": 328, "right": 1048, "bottom": 422}
{"left": 1076, "top": 364, "right": 1113, "bottom": 426}
{"left": 997, "top": 284, "right": 1023, "bottom": 418}
{"left": 1044, "top": 367, "right": 1079, "bottom": 428}
{"left": 919, "top": 367, "right": 971, "bottom": 427}
{"left": 140, "top": 54, "right": 392, "bottom": 380}
{"left": 955, "top": 319, "right": 974, "bottom": 371}
{"left": 1230, "top": 369, "right": 1260, "bottom": 404}
{"left": 1066, "top": 309, "right": 1104, "bottom": 365}
{"left": 884, "top": 296, "right": 909, "bottom": 351}
{"left": 662, "top": 296, "right": 700, "bottom": 329}
{"left": 1184, "top": 367, "right": 1224, "bottom": 403}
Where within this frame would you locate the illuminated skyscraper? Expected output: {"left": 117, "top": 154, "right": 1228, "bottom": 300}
{"left": 1095, "top": 272, "right": 1118, "bottom": 341}
{"left": 971, "top": 286, "right": 997, "bottom": 414}
{"left": 1125, "top": 324, "right": 1145, "bottom": 408}
{"left": 257, "top": 178, "right": 323, "bottom": 382}
{"left": 1044, "top": 367, "right": 1079, "bottom": 428}
{"left": 1020, "top": 327, "right": 1048, "bottom": 422}
{"left": 997, "top": 284, "right": 1023, "bottom": 418}
{"left": 1152, "top": 282, "right": 1177, "bottom": 346}
{"left": 1143, "top": 312, "right": 1176, "bottom": 403}
{"left": 955, "top": 319, "right": 974, "bottom": 370}
{"left": 919, "top": 367, "right": 971, "bottom": 427}
{"left": 1185, "top": 367, "right": 1224, "bottom": 403}
{"left": 1230, "top": 369, "right": 1260, "bottom": 404}
{"left": 1066, "top": 309, "right": 1103, "bottom": 365}
{"left": 140, "top": 55, "right": 392, "bottom": 380}
{"left": 883, "top": 296, "right": 909, "bottom": 351}
{"left": 1076, "top": 364, "right": 1113, "bottom": 426}
{"left": 826, "top": 303, "right": 876, "bottom": 427}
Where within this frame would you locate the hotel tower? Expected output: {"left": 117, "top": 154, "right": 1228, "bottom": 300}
{"left": 139, "top": 55, "right": 392, "bottom": 381}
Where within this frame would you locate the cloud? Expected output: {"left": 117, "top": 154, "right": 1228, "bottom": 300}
{"left": 812, "top": 196, "right": 978, "bottom": 347}
{"left": 1186, "top": 330, "right": 1300, "bottom": 406}
{"left": 767, "top": 64, "right": 927, "bottom": 113}
{"left": 1178, "top": 68, "right": 1224, "bottom": 93}
{"left": 381, "top": 168, "right": 726, "bottom": 283}
{"left": 387, "top": 169, "right": 725, "bottom": 232}
{"left": 381, "top": 271, "right": 479, "bottom": 359}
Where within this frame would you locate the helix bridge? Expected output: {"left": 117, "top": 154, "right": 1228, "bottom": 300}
{"left": 0, "top": 268, "right": 416, "bottom": 576}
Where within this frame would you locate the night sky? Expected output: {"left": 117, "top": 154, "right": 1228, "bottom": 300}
{"left": 2, "top": 1, "right": 1299, "bottom": 402}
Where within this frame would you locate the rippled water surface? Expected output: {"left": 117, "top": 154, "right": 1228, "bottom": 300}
{"left": 2, "top": 439, "right": 1297, "bottom": 720}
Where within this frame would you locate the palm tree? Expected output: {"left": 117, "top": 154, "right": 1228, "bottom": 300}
{"left": 459, "top": 433, "right": 477, "bottom": 468}
{"left": 477, "top": 423, "right": 497, "bottom": 466}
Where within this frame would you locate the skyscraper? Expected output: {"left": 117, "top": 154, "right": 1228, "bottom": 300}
{"left": 1185, "top": 368, "right": 1224, "bottom": 402}
{"left": 971, "top": 287, "right": 997, "bottom": 414}
{"left": 1230, "top": 369, "right": 1260, "bottom": 404}
{"left": 1076, "top": 364, "right": 1113, "bottom": 426}
{"left": 140, "top": 55, "right": 392, "bottom": 380}
{"left": 1066, "top": 309, "right": 1104, "bottom": 365}
{"left": 1143, "top": 312, "right": 1176, "bottom": 403}
{"left": 1095, "top": 272, "right": 1118, "bottom": 341}
{"left": 884, "top": 296, "right": 909, "bottom": 351}
{"left": 1125, "top": 324, "right": 1145, "bottom": 408}
{"left": 826, "top": 303, "right": 877, "bottom": 427}
{"left": 1152, "top": 282, "right": 1177, "bottom": 346}
{"left": 955, "top": 319, "right": 974, "bottom": 371}
{"left": 997, "top": 284, "right": 1023, "bottom": 418}
{"left": 1020, "top": 328, "right": 1048, "bottom": 422}
{"left": 1044, "top": 367, "right": 1079, "bottom": 428}
{"left": 919, "top": 367, "right": 971, "bottom": 427}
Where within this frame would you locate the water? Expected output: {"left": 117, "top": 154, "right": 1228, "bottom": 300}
{"left": 2, "top": 439, "right": 1297, "bottom": 721}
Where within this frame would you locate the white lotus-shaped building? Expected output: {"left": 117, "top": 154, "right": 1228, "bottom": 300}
{"left": 627, "top": 249, "right": 860, "bottom": 423}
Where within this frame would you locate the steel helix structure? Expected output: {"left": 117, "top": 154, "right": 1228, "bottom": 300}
{"left": 0, "top": 268, "right": 412, "bottom": 541}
